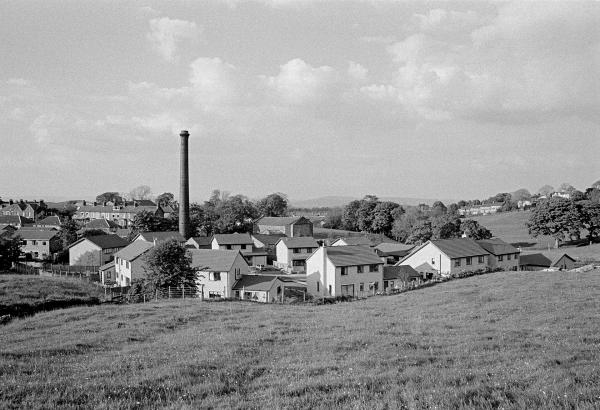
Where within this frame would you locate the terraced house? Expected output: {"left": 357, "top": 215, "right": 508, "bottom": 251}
{"left": 73, "top": 201, "right": 167, "bottom": 228}
{"left": 18, "top": 229, "right": 61, "bottom": 260}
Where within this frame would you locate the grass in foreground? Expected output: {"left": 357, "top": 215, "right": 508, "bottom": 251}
{"left": 1, "top": 271, "right": 600, "bottom": 409}
{"left": 0, "top": 274, "right": 104, "bottom": 317}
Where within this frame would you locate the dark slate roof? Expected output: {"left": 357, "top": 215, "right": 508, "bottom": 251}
{"left": 190, "top": 236, "right": 213, "bottom": 247}
{"left": 519, "top": 253, "right": 552, "bottom": 267}
{"left": 85, "top": 219, "right": 120, "bottom": 229}
{"left": 82, "top": 234, "right": 129, "bottom": 249}
{"left": 551, "top": 253, "right": 576, "bottom": 266}
{"left": 374, "top": 243, "right": 414, "bottom": 253}
{"left": 255, "top": 216, "right": 308, "bottom": 226}
{"left": 413, "top": 262, "right": 438, "bottom": 274}
{"left": 383, "top": 265, "right": 421, "bottom": 281}
{"left": 114, "top": 241, "right": 154, "bottom": 261}
{"left": 324, "top": 246, "right": 383, "bottom": 267}
{"left": 0, "top": 215, "right": 33, "bottom": 225}
{"left": 232, "top": 274, "right": 279, "bottom": 291}
{"left": 189, "top": 249, "right": 242, "bottom": 272}
{"left": 213, "top": 233, "right": 254, "bottom": 245}
{"left": 16, "top": 229, "right": 59, "bottom": 240}
{"left": 99, "top": 260, "right": 115, "bottom": 271}
{"left": 136, "top": 231, "right": 186, "bottom": 243}
{"left": 278, "top": 237, "right": 318, "bottom": 249}
{"left": 332, "top": 237, "right": 373, "bottom": 246}
{"left": 477, "top": 238, "right": 519, "bottom": 256}
{"left": 252, "top": 233, "right": 286, "bottom": 246}
{"left": 431, "top": 239, "right": 489, "bottom": 258}
{"left": 36, "top": 216, "right": 61, "bottom": 226}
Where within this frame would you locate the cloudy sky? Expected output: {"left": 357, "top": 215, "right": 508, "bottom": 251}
{"left": 1, "top": 1, "right": 599, "bottom": 202}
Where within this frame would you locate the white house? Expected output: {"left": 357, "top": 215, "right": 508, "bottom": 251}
{"left": 211, "top": 233, "right": 268, "bottom": 267}
{"left": 330, "top": 237, "right": 373, "bottom": 247}
{"left": 476, "top": 238, "right": 520, "bottom": 271}
{"left": 68, "top": 234, "right": 129, "bottom": 266}
{"left": 134, "top": 231, "right": 186, "bottom": 244}
{"left": 113, "top": 241, "right": 154, "bottom": 287}
{"left": 305, "top": 245, "right": 384, "bottom": 298}
{"left": 274, "top": 237, "right": 318, "bottom": 273}
{"left": 189, "top": 249, "right": 250, "bottom": 299}
{"left": 231, "top": 275, "right": 300, "bottom": 303}
{"left": 398, "top": 238, "right": 489, "bottom": 277}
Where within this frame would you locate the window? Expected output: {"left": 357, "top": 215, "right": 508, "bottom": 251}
{"left": 466, "top": 257, "right": 472, "bottom": 265}
{"left": 369, "top": 264, "right": 379, "bottom": 272}
{"left": 292, "top": 260, "right": 305, "bottom": 267}
{"left": 305, "top": 248, "right": 313, "bottom": 253}
{"left": 126, "top": 261, "right": 130, "bottom": 269}
{"left": 328, "top": 285, "right": 332, "bottom": 295}
{"left": 359, "top": 283, "right": 364, "bottom": 292}
{"left": 316, "top": 282, "right": 320, "bottom": 292}
{"left": 341, "top": 284, "right": 355, "bottom": 297}
{"left": 340, "top": 267, "right": 348, "bottom": 276}
{"left": 32, "top": 240, "right": 37, "bottom": 245}
{"left": 226, "top": 244, "right": 232, "bottom": 250}
{"left": 234, "top": 268, "right": 241, "bottom": 280}
{"left": 357, "top": 265, "right": 364, "bottom": 273}
{"left": 455, "top": 259, "right": 461, "bottom": 267}
{"left": 293, "top": 248, "right": 301, "bottom": 254}
{"left": 42, "top": 241, "right": 47, "bottom": 246}
{"left": 106, "top": 272, "right": 111, "bottom": 279}
{"left": 210, "top": 272, "right": 221, "bottom": 281}
{"left": 240, "top": 244, "right": 246, "bottom": 250}
{"left": 208, "top": 291, "right": 222, "bottom": 299}
{"left": 498, "top": 255, "right": 503, "bottom": 261}
{"left": 515, "top": 253, "right": 519, "bottom": 259}
{"left": 478, "top": 256, "right": 484, "bottom": 263}
{"left": 431, "top": 258, "right": 435, "bottom": 265}
{"left": 507, "top": 254, "right": 511, "bottom": 260}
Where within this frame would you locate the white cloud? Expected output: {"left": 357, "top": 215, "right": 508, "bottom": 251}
{"left": 189, "top": 57, "right": 238, "bottom": 107}
{"left": 263, "top": 58, "right": 335, "bottom": 104}
{"left": 6, "top": 78, "right": 32, "bottom": 86}
{"left": 147, "top": 17, "right": 201, "bottom": 62}
{"left": 347, "top": 61, "right": 368, "bottom": 82}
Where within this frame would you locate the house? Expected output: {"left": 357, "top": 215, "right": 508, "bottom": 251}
{"left": 189, "top": 249, "right": 249, "bottom": 299}
{"left": 253, "top": 216, "right": 313, "bottom": 237}
{"left": 274, "top": 237, "right": 318, "bottom": 273}
{"left": 114, "top": 241, "right": 154, "bottom": 286}
{"left": 73, "top": 202, "right": 167, "bottom": 228}
{"left": 476, "top": 238, "right": 520, "bottom": 271}
{"left": 519, "top": 253, "right": 552, "bottom": 271}
{"left": 18, "top": 229, "right": 61, "bottom": 261}
{"left": 134, "top": 231, "right": 186, "bottom": 244}
{"left": 551, "top": 253, "right": 576, "bottom": 270}
{"left": 232, "top": 274, "right": 298, "bottom": 303}
{"left": 185, "top": 236, "right": 212, "bottom": 249}
{"left": 398, "top": 238, "right": 490, "bottom": 277}
{"left": 1, "top": 202, "right": 45, "bottom": 221}
{"left": 211, "top": 233, "right": 268, "bottom": 267}
{"left": 458, "top": 203, "right": 502, "bottom": 216}
{"left": 68, "top": 234, "right": 129, "bottom": 266}
{"left": 331, "top": 237, "right": 373, "bottom": 247}
{"left": 305, "top": 245, "right": 384, "bottom": 298}
{"left": 0, "top": 215, "right": 34, "bottom": 229}
{"left": 374, "top": 243, "right": 414, "bottom": 265}
{"left": 99, "top": 261, "right": 116, "bottom": 285}
{"left": 251, "top": 233, "right": 286, "bottom": 264}
{"left": 383, "top": 265, "right": 422, "bottom": 291}
{"left": 78, "top": 218, "right": 120, "bottom": 235}
{"left": 413, "top": 262, "right": 438, "bottom": 278}
{"left": 34, "top": 215, "right": 62, "bottom": 230}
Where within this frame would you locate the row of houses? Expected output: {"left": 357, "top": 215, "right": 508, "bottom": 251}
{"left": 72, "top": 200, "right": 174, "bottom": 229}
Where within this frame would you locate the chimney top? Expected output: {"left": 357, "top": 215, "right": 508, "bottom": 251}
{"left": 180, "top": 130, "right": 189, "bottom": 137}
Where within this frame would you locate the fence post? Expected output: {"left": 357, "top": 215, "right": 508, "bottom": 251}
{"left": 183, "top": 287, "right": 185, "bottom": 299}
{"left": 143, "top": 294, "right": 146, "bottom": 303}
{"left": 168, "top": 286, "right": 171, "bottom": 299}
{"left": 155, "top": 289, "right": 158, "bottom": 301}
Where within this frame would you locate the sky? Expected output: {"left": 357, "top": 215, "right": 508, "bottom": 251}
{"left": 1, "top": 0, "right": 599, "bottom": 203}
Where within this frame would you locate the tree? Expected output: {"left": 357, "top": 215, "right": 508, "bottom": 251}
{"left": 129, "top": 185, "right": 153, "bottom": 200}
{"left": 342, "top": 200, "right": 361, "bottom": 231}
{"left": 213, "top": 194, "right": 257, "bottom": 233}
{"left": 357, "top": 195, "right": 379, "bottom": 232}
{"left": 132, "top": 210, "right": 163, "bottom": 232}
{"left": 558, "top": 183, "right": 576, "bottom": 195}
{"left": 579, "top": 200, "right": 600, "bottom": 243}
{"left": 461, "top": 219, "right": 492, "bottom": 240}
{"left": 256, "top": 193, "right": 288, "bottom": 217}
{"left": 538, "top": 185, "right": 554, "bottom": 196}
{"left": 430, "top": 201, "right": 447, "bottom": 217}
{"left": 431, "top": 215, "right": 461, "bottom": 239}
{"left": 371, "top": 201, "right": 400, "bottom": 235}
{"left": 592, "top": 180, "right": 600, "bottom": 190}
{"left": 156, "top": 192, "right": 177, "bottom": 209}
{"left": 585, "top": 188, "right": 600, "bottom": 203}
{"left": 0, "top": 233, "right": 21, "bottom": 269}
{"left": 82, "top": 229, "right": 107, "bottom": 238}
{"left": 96, "top": 192, "right": 123, "bottom": 205}
{"left": 447, "top": 203, "right": 459, "bottom": 215}
{"left": 457, "top": 200, "right": 467, "bottom": 208}
{"left": 570, "top": 190, "right": 586, "bottom": 202}
{"left": 58, "top": 219, "right": 79, "bottom": 248}
{"left": 511, "top": 188, "right": 531, "bottom": 202}
{"left": 407, "top": 220, "right": 433, "bottom": 244}
{"left": 527, "top": 197, "right": 582, "bottom": 244}
{"left": 323, "top": 213, "right": 343, "bottom": 229}
{"left": 143, "top": 240, "right": 196, "bottom": 292}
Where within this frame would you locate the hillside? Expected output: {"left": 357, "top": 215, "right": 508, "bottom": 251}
{"left": 290, "top": 195, "right": 457, "bottom": 209}
{"left": 1, "top": 271, "right": 599, "bottom": 409}
{"left": 471, "top": 211, "right": 556, "bottom": 249}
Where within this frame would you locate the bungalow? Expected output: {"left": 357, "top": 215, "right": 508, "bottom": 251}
{"left": 552, "top": 253, "right": 576, "bottom": 270}
{"left": 274, "top": 237, "right": 318, "bottom": 274}
{"left": 68, "top": 234, "right": 130, "bottom": 266}
{"left": 398, "top": 238, "right": 489, "bottom": 277}
{"left": 189, "top": 249, "right": 249, "bottom": 299}
{"left": 18, "top": 229, "right": 61, "bottom": 261}
{"left": 211, "top": 233, "right": 268, "bottom": 267}
{"left": 253, "top": 216, "right": 313, "bottom": 237}
{"left": 114, "top": 241, "right": 154, "bottom": 287}
{"left": 185, "top": 236, "right": 212, "bottom": 249}
{"left": 232, "top": 275, "right": 299, "bottom": 303}
{"left": 383, "top": 265, "right": 422, "bottom": 291}
{"left": 519, "top": 253, "right": 552, "bottom": 271}
{"left": 305, "top": 245, "right": 384, "bottom": 298}
{"left": 134, "top": 231, "right": 186, "bottom": 244}
{"left": 476, "top": 238, "right": 520, "bottom": 271}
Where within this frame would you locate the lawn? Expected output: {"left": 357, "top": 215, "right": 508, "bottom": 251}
{"left": 1, "top": 270, "right": 600, "bottom": 409}
{"left": 0, "top": 274, "right": 105, "bottom": 318}
{"left": 472, "top": 211, "right": 556, "bottom": 249}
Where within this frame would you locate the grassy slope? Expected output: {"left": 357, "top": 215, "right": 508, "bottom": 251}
{"left": 522, "top": 243, "right": 600, "bottom": 264}
{"left": 2, "top": 271, "right": 600, "bottom": 409}
{"left": 0, "top": 275, "right": 104, "bottom": 317}
{"left": 471, "top": 211, "right": 557, "bottom": 248}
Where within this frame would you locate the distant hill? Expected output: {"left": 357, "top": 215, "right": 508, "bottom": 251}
{"left": 290, "top": 196, "right": 457, "bottom": 208}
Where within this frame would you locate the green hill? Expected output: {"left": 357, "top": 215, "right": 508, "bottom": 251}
{"left": 1, "top": 271, "right": 599, "bottom": 409}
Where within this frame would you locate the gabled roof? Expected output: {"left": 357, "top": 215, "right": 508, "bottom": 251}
{"left": 0, "top": 215, "right": 33, "bottom": 225}
{"left": 255, "top": 216, "right": 309, "bottom": 226}
{"left": 69, "top": 234, "right": 129, "bottom": 250}
{"left": 551, "top": 253, "right": 576, "bottom": 266}
{"left": 84, "top": 219, "right": 119, "bottom": 230}
{"left": 430, "top": 239, "right": 489, "bottom": 259}
{"left": 212, "top": 233, "right": 254, "bottom": 245}
{"left": 189, "top": 236, "right": 213, "bottom": 247}
{"left": 36, "top": 216, "right": 61, "bottom": 226}
{"left": 189, "top": 249, "right": 243, "bottom": 272}
{"left": 114, "top": 241, "right": 154, "bottom": 261}
{"left": 99, "top": 260, "right": 115, "bottom": 271}
{"left": 374, "top": 242, "right": 414, "bottom": 253}
{"left": 232, "top": 274, "right": 279, "bottom": 291}
{"left": 519, "top": 253, "right": 552, "bottom": 267}
{"left": 277, "top": 237, "right": 318, "bottom": 249}
{"left": 136, "top": 231, "right": 186, "bottom": 243}
{"left": 383, "top": 265, "right": 421, "bottom": 281}
{"left": 413, "top": 262, "right": 438, "bottom": 274}
{"left": 476, "top": 238, "right": 519, "bottom": 256}
{"left": 16, "top": 229, "right": 59, "bottom": 240}
{"left": 324, "top": 246, "right": 383, "bottom": 267}
{"left": 252, "top": 233, "right": 286, "bottom": 246}
{"left": 332, "top": 237, "right": 373, "bottom": 246}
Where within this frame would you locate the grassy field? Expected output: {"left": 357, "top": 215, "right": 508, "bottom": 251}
{"left": 471, "top": 211, "right": 558, "bottom": 249}
{"left": 1, "top": 271, "right": 600, "bottom": 409}
{"left": 522, "top": 243, "right": 600, "bottom": 264}
{"left": 0, "top": 274, "right": 104, "bottom": 318}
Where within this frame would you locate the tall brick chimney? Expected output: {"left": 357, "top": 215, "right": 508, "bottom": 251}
{"left": 179, "top": 130, "right": 191, "bottom": 239}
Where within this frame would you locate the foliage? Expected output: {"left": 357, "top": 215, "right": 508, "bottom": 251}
{"left": 156, "top": 192, "right": 177, "bottom": 210}
{"left": 447, "top": 203, "right": 459, "bottom": 215}
{"left": 578, "top": 200, "right": 600, "bottom": 242}
{"left": 81, "top": 229, "right": 107, "bottom": 238}
{"left": 0, "top": 233, "right": 22, "bottom": 269}
{"left": 142, "top": 239, "right": 196, "bottom": 292}
{"left": 431, "top": 214, "right": 461, "bottom": 239}
{"left": 585, "top": 187, "right": 600, "bottom": 203}
{"left": 341, "top": 200, "right": 361, "bottom": 231}
{"left": 95, "top": 192, "right": 123, "bottom": 205}
{"left": 58, "top": 219, "right": 80, "bottom": 248}
{"left": 430, "top": 201, "right": 447, "bottom": 217}
{"left": 256, "top": 193, "right": 288, "bottom": 217}
{"left": 461, "top": 219, "right": 493, "bottom": 240}
{"left": 558, "top": 182, "right": 576, "bottom": 194}
{"left": 406, "top": 220, "right": 433, "bottom": 244}
{"left": 527, "top": 197, "right": 582, "bottom": 241}
{"left": 538, "top": 185, "right": 554, "bottom": 196}
{"left": 511, "top": 188, "right": 531, "bottom": 202}
{"left": 129, "top": 185, "right": 153, "bottom": 200}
